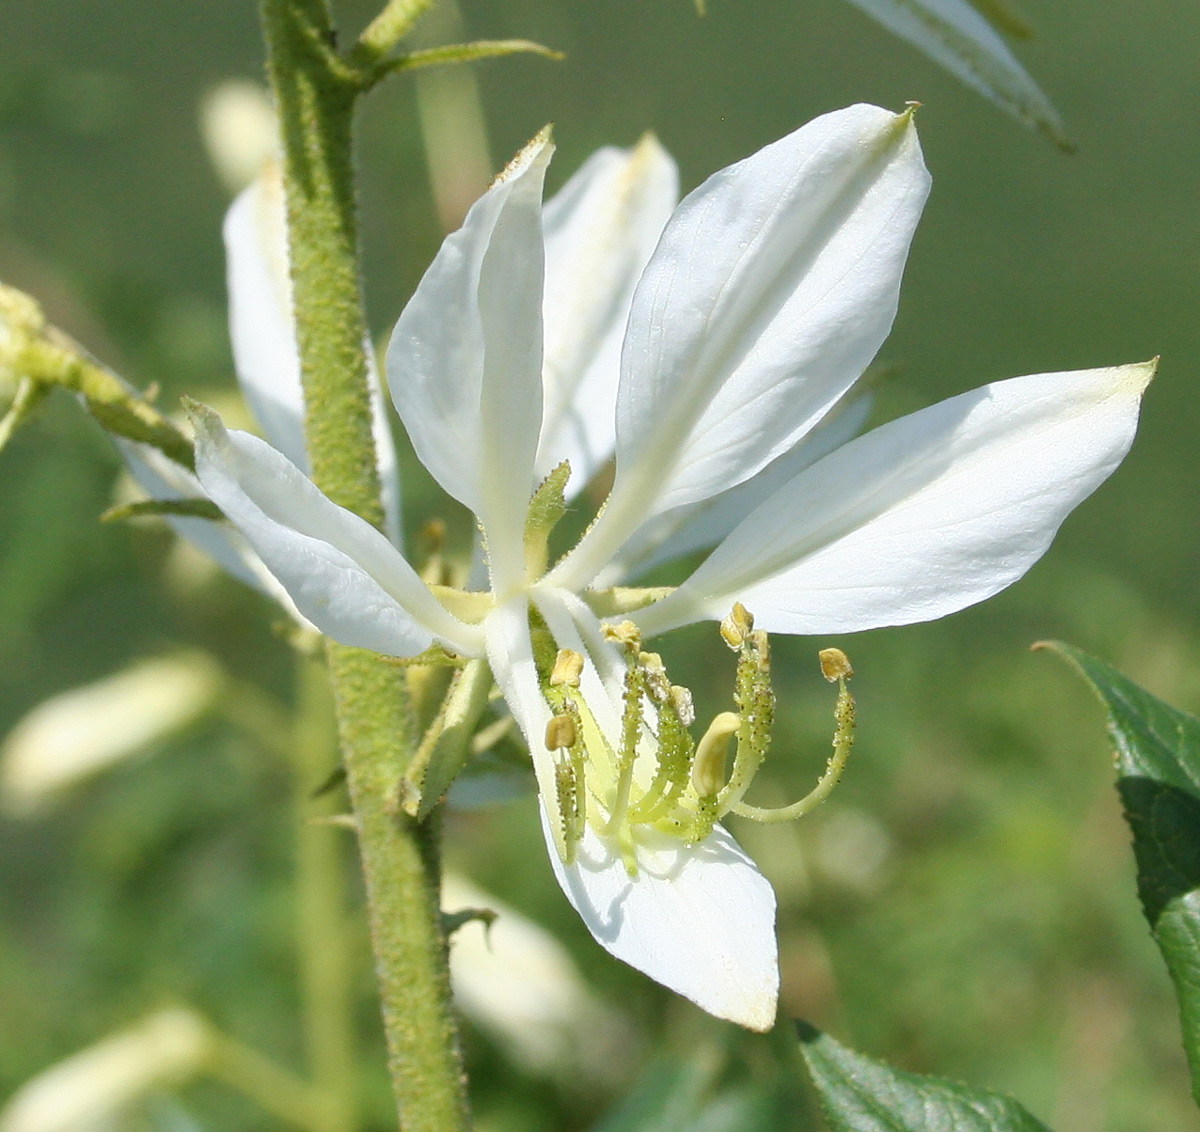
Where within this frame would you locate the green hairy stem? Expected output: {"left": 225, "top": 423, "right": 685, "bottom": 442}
{"left": 258, "top": 1, "right": 470, "bottom": 1128}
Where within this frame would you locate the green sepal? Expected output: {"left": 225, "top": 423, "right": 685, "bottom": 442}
{"left": 101, "top": 498, "right": 224, "bottom": 524}
{"left": 524, "top": 460, "right": 571, "bottom": 578}
{"left": 441, "top": 906, "right": 497, "bottom": 939}
{"left": 359, "top": 38, "right": 563, "bottom": 90}
{"left": 1038, "top": 640, "right": 1200, "bottom": 1106}
{"left": 399, "top": 658, "right": 495, "bottom": 821}
{"left": 0, "top": 377, "right": 52, "bottom": 455}
{"left": 796, "top": 1022, "right": 1051, "bottom": 1131}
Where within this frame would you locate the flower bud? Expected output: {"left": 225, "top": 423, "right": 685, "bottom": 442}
{"left": 0, "top": 1009, "right": 211, "bottom": 1132}
{"left": 1, "top": 653, "right": 222, "bottom": 816}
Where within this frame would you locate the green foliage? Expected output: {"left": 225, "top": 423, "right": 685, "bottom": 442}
{"left": 1040, "top": 642, "right": 1200, "bottom": 1108}
{"left": 592, "top": 1055, "right": 797, "bottom": 1132}
{"left": 835, "top": 0, "right": 1071, "bottom": 148}
{"left": 796, "top": 1022, "right": 1051, "bottom": 1131}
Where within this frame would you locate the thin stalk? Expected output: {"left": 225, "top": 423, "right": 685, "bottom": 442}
{"left": 258, "top": 2, "right": 470, "bottom": 1128}
{"left": 207, "top": 1032, "right": 329, "bottom": 1132}
{"left": 293, "top": 655, "right": 359, "bottom": 1132}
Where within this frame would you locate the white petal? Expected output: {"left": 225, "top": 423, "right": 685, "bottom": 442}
{"left": 842, "top": 0, "right": 1070, "bottom": 147}
{"left": 225, "top": 169, "right": 403, "bottom": 545}
{"left": 552, "top": 105, "right": 929, "bottom": 590}
{"left": 119, "top": 438, "right": 270, "bottom": 592}
{"left": 483, "top": 596, "right": 566, "bottom": 853}
{"left": 537, "top": 137, "right": 678, "bottom": 494}
{"left": 192, "top": 406, "right": 480, "bottom": 657}
{"left": 224, "top": 171, "right": 307, "bottom": 468}
{"left": 636, "top": 363, "right": 1154, "bottom": 638}
{"left": 388, "top": 132, "right": 553, "bottom": 595}
{"left": 486, "top": 594, "right": 778, "bottom": 1028}
{"left": 600, "top": 387, "right": 873, "bottom": 585}
{"left": 542, "top": 811, "right": 779, "bottom": 1031}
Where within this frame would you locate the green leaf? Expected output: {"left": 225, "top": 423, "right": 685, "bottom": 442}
{"left": 796, "top": 1022, "right": 1051, "bottom": 1131}
{"left": 1038, "top": 641, "right": 1200, "bottom": 1106}
{"left": 592, "top": 1054, "right": 797, "bottom": 1132}
{"left": 838, "top": 0, "right": 1072, "bottom": 149}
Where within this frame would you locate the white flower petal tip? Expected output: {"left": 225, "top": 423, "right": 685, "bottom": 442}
{"left": 493, "top": 124, "right": 555, "bottom": 185}
{"left": 190, "top": 401, "right": 481, "bottom": 658}
{"left": 554, "top": 103, "right": 932, "bottom": 588}
{"left": 543, "top": 812, "right": 780, "bottom": 1031}
{"left": 638, "top": 361, "right": 1156, "bottom": 639}
{"left": 387, "top": 128, "right": 553, "bottom": 594}
{"left": 841, "top": 0, "right": 1072, "bottom": 149}
{"left": 538, "top": 133, "right": 679, "bottom": 491}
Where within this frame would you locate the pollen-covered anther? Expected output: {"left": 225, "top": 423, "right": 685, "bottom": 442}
{"left": 602, "top": 619, "right": 642, "bottom": 651}
{"left": 669, "top": 684, "right": 695, "bottom": 727}
{"left": 691, "top": 711, "right": 740, "bottom": 799}
{"left": 819, "top": 647, "right": 853, "bottom": 682}
{"left": 549, "top": 648, "right": 584, "bottom": 687}
{"left": 544, "top": 713, "right": 578, "bottom": 751}
{"left": 720, "top": 602, "right": 755, "bottom": 650}
{"left": 638, "top": 651, "right": 671, "bottom": 703}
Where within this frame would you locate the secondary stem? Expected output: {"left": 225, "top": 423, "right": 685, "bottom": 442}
{"left": 292, "top": 656, "right": 358, "bottom": 1132}
{"left": 258, "top": 2, "right": 470, "bottom": 1128}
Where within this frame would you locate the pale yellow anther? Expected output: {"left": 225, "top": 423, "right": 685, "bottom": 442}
{"left": 602, "top": 620, "right": 642, "bottom": 651}
{"left": 544, "top": 713, "right": 577, "bottom": 751}
{"left": 549, "top": 648, "right": 584, "bottom": 687}
{"left": 691, "top": 711, "right": 740, "bottom": 798}
{"left": 720, "top": 602, "right": 755, "bottom": 650}
{"left": 819, "top": 648, "right": 853, "bottom": 682}
{"left": 669, "top": 685, "right": 695, "bottom": 727}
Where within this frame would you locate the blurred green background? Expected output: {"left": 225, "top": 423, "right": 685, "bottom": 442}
{"left": 1, "top": 1, "right": 1198, "bottom": 1130}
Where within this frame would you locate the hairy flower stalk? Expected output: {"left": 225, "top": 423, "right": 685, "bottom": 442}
{"left": 190, "top": 103, "right": 1152, "bottom": 1032}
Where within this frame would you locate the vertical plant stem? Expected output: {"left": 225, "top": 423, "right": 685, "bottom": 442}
{"left": 258, "top": 2, "right": 470, "bottom": 1129}
{"left": 293, "top": 655, "right": 358, "bottom": 1132}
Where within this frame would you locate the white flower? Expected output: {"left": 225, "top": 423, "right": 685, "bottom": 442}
{"left": 189, "top": 104, "right": 1151, "bottom": 1030}
{"left": 118, "top": 162, "right": 401, "bottom": 605}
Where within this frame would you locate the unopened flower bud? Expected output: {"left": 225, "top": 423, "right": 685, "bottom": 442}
{"left": 0, "top": 1009, "right": 211, "bottom": 1132}
{"left": 1, "top": 653, "right": 222, "bottom": 816}
{"left": 200, "top": 80, "right": 279, "bottom": 193}
{"left": 818, "top": 648, "right": 853, "bottom": 682}
{"left": 549, "top": 649, "right": 584, "bottom": 688}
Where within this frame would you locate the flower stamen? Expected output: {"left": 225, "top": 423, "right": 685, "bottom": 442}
{"left": 731, "top": 647, "right": 856, "bottom": 823}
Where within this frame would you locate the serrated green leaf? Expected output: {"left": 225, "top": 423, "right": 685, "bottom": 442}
{"left": 839, "top": 0, "right": 1072, "bottom": 149}
{"left": 1038, "top": 641, "right": 1200, "bottom": 1106}
{"left": 796, "top": 1022, "right": 1051, "bottom": 1131}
